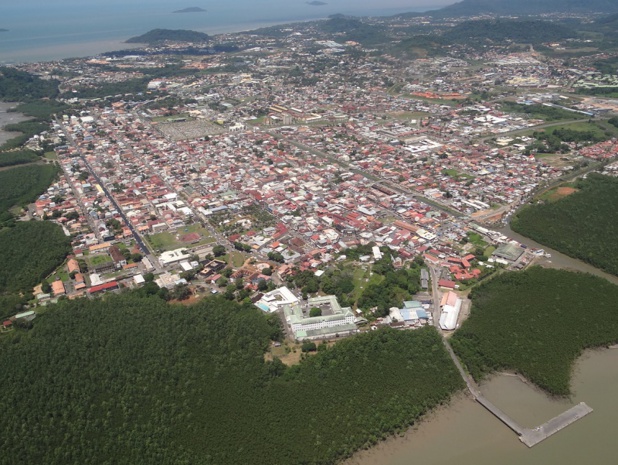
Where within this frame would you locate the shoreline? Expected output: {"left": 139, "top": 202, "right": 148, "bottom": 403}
{"left": 344, "top": 346, "right": 618, "bottom": 465}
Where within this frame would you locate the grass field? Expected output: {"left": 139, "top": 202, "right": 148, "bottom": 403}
{"left": 146, "top": 224, "right": 215, "bottom": 252}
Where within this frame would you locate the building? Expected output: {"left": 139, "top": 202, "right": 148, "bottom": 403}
{"left": 51, "top": 280, "right": 66, "bottom": 297}
{"left": 255, "top": 286, "right": 299, "bottom": 313}
{"left": 159, "top": 248, "right": 192, "bottom": 266}
{"left": 283, "top": 294, "right": 357, "bottom": 340}
{"left": 439, "top": 291, "right": 462, "bottom": 331}
{"left": 493, "top": 242, "right": 525, "bottom": 262}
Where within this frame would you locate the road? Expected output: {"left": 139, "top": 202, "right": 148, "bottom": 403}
{"left": 266, "top": 130, "right": 463, "bottom": 218}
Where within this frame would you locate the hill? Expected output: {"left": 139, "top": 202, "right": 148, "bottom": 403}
{"left": 431, "top": 0, "right": 618, "bottom": 17}
{"left": 0, "top": 295, "right": 464, "bottom": 465}
{"left": 451, "top": 267, "right": 618, "bottom": 396}
{"left": 511, "top": 174, "right": 618, "bottom": 276}
{"left": 444, "top": 19, "right": 576, "bottom": 45}
{"left": 126, "top": 29, "right": 210, "bottom": 44}
{"left": 173, "top": 7, "right": 206, "bottom": 13}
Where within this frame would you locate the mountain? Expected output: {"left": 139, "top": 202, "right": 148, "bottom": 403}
{"left": 431, "top": 0, "right": 618, "bottom": 17}
{"left": 126, "top": 29, "right": 210, "bottom": 44}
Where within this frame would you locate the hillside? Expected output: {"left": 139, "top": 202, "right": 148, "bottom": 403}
{"left": 444, "top": 19, "right": 576, "bottom": 45}
{"left": 0, "top": 295, "right": 464, "bottom": 465}
{"left": 431, "top": 0, "right": 618, "bottom": 17}
{"left": 511, "top": 174, "right": 618, "bottom": 276}
{"left": 126, "top": 29, "right": 210, "bottom": 44}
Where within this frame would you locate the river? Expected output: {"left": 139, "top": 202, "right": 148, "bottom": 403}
{"left": 0, "top": 101, "right": 30, "bottom": 145}
{"left": 346, "top": 348, "right": 618, "bottom": 465}
{"left": 495, "top": 224, "right": 618, "bottom": 286}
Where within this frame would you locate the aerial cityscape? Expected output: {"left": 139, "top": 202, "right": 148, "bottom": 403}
{"left": 1, "top": 1, "right": 618, "bottom": 464}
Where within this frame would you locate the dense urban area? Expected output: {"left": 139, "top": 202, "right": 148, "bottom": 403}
{"left": 2, "top": 2, "right": 618, "bottom": 464}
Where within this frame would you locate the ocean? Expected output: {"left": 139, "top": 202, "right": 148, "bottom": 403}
{"left": 0, "top": 1, "right": 448, "bottom": 64}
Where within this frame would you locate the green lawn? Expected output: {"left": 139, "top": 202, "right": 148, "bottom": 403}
{"left": 351, "top": 266, "right": 384, "bottom": 303}
{"left": 88, "top": 254, "right": 113, "bottom": 266}
{"left": 146, "top": 225, "right": 215, "bottom": 252}
{"left": 229, "top": 251, "right": 246, "bottom": 267}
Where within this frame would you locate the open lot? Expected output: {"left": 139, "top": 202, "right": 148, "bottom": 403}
{"left": 145, "top": 224, "right": 216, "bottom": 252}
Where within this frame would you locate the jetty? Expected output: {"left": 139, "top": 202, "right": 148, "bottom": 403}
{"left": 441, "top": 338, "right": 593, "bottom": 447}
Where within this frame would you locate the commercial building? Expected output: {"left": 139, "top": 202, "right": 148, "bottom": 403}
{"left": 284, "top": 294, "right": 357, "bottom": 340}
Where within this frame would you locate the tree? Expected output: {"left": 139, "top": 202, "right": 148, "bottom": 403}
{"left": 213, "top": 245, "right": 226, "bottom": 257}
{"left": 130, "top": 253, "right": 143, "bottom": 263}
{"left": 262, "top": 267, "right": 272, "bottom": 276}
{"left": 301, "top": 341, "right": 317, "bottom": 352}
{"left": 309, "top": 307, "right": 322, "bottom": 317}
{"left": 41, "top": 281, "right": 52, "bottom": 294}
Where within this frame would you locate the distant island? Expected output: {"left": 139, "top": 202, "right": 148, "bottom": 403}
{"left": 306, "top": 1, "right": 327, "bottom": 5}
{"left": 126, "top": 29, "right": 210, "bottom": 44}
{"left": 173, "top": 7, "right": 207, "bottom": 13}
{"left": 0, "top": 29, "right": 8, "bottom": 32}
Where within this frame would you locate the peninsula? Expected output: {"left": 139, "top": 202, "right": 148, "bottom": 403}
{"left": 125, "top": 29, "right": 210, "bottom": 44}
{"left": 307, "top": 1, "right": 327, "bottom": 5}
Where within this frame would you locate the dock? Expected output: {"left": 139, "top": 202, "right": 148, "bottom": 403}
{"left": 441, "top": 337, "right": 593, "bottom": 447}
{"left": 519, "top": 402, "right": 594, "bottom": 447}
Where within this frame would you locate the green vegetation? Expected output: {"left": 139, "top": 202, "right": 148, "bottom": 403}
{"left": 145, "top": 224, "right": 215, "bottom": 252}
{"left": 0, "top": 221, "right": 71, "bottom": 294}
{"left": 0, "top": 149, "right": 39, "bottom": 167}
{"left": 511, "top": 174, "right": 618, "bottom": 276}
{"left": 0, "top": 120, "right": 49, "bottom": 151}
{"left": 527, "top": 123, "right": 609, "bottom": 153}
{"left": 126, "top": 28, "right": 210, "bottom": 44}
{"left": 0, "top": 164, "right": 58, "bottom": 218}
{"left": 0, "top": 294, "right": 464, "bottom": 464}
{"left": 499, "top": 102, "right": 581, "bottom": 121}
{"left": 443, "top": 19, "right": 576, "bottom": 46}
{"left": 11, "top": 100, "right": 69, "bottom": 119}
{"left": 0, "top": 67, "right": 59, "bottom": 101}
{"left": 451, "top": 267, "right": 618, "bottom": 396}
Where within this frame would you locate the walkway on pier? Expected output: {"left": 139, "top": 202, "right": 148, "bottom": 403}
{"left": 441, "top": 337, "right": 593, "bottom": 447}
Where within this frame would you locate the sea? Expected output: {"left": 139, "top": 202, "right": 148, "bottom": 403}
{"left": 0, "top": 1, "right": 448, "bottom": 64}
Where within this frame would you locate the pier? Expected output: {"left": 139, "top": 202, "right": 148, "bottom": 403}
{"left": 441, "top": 337, "right": 593, "bottom": 447}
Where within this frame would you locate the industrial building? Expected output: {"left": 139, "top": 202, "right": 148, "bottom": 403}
{"left": 439, "top": 291, "right": 462, "bottom": 331}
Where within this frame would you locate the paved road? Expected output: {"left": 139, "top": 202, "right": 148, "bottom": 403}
{"left": 266, "top": 130, "right": 463, "bottom": 218}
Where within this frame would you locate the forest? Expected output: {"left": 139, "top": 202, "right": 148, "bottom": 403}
{"left": 511, "top": 174, "right": 618, "bottom": 276}
{"left": 451, "top": 267, "right": 618, "bottom": 396}
{"left": 0, "top": 164, "right": 59, "bottom": 215}
{"left": 443, "top": 19, "right": 576, "bottom": 46}
{"left": 0, "top": 295, "right": 464, "bottom": 465}
{"left": 0, "top": 149, "right": 39, "bottom": 167}
{"left": 0, "top": 221, "right": 71, "bottom": 294}
{"left": 0, "top": 67, "right": 60, "bottom": 101}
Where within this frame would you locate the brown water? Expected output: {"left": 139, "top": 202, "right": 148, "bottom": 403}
{"left": 497, "top": 224, "right": 618, "bottom": 286}
{"left": 346, "top": 349, "right": 618, "bottom": 465}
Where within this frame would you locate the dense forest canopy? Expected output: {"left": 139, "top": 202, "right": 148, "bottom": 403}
{"left": 511, "top": 174, "right": 618, "bottom": 276}
{"left": 0, "top": 221, "right": 71, "bottom": 295}
{"left": 451, "top": 267, "right": 618, "bottom": 396}
{"left": 0, "top": 295, "right": 463, "bottom": 465}
{"left": 0, "top": 67, "right": 60, "bottom": 101}
{"left": 0, "top": 164, "right": 59, "bottom": 214}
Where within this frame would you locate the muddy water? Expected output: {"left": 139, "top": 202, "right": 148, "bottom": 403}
{"left": 346, "top": 349, "right": 618, "bottom": 465}
{"left": 496, "top": 224, "right": 618, "bottom": 286}
{"left": 0, "top": 101, "right": 30, "bottom": 145}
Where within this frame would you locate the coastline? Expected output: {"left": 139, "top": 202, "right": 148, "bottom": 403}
{"left": 345, "top": 348, "right": 618, "bottom": 465}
